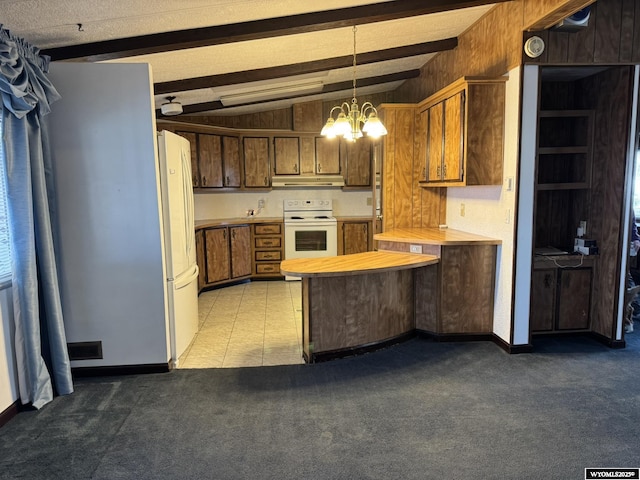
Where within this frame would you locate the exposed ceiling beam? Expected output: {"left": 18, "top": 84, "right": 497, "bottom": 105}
{"left": 43, "top": 0, "right": 508, "bottom": 61}
{"left": 154, "top": 38, "right": 456, "bottom": 95}
{"left": 156, "top": 69, "right": 420, "bottom": 116}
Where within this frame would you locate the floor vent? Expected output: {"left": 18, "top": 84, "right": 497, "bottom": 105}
{"left": 67, "top": 341, "right": 103, "bottom": 360}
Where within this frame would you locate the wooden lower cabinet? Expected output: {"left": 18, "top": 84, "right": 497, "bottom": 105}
{"left": 201, "top": 225, "right": 251, "bottom": 287}
{"left": 230, "top": 225, "right": 252, "bottom": 278}
{"left": 531, "top": 257, "right": 593, "bottom": 333}
{"left": 414, "top": 244, "right": 497, "bottom": 335}
{"left": 337, "top": 220, "right": 372, "bottom": 255}
{"left": 252, "top": 223, "right": 284, "bottom": 277}
{"left": 196, "top": 229, "right": 206, "bottom": 290}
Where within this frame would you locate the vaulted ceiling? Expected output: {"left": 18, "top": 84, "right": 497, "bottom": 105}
{"left": 2, "top": 0, "right": 508, "bottom": 117}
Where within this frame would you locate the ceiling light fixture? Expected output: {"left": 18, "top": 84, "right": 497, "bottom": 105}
{"left": 321, "top": 26, "right": 387, "bottom": 142}
{"left": 161, "top": 96, "right": 183, "bottom": 116}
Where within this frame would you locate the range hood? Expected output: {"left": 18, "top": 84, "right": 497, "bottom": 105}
{"left": 271, "top": 175, "right": 345, "bottom": 188}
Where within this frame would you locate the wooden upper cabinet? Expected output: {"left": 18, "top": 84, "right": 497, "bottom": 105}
{"left": 273, "top": 137, "right": 300, "bottom": 175}
{"left": 426, "top": 104, "right": 444, "bottom": 182}
{"left": 300, "top": 137, "right": 316, "bottom": 175}
{"left": 315, "top": 137, "right": 341, "bottom": 175}
{"left": 175, "top": 131, "right": 200, "bottom": 187}
{"left": 342, "top": 137, "right": 372, "bottom": 187}
{"left": 222, "top": 136, "right": 241, "bottom": 188}
{"left": 443, "top": 92, "right": 463, "bottom": 182}
{"left": 419, "top": 77, "right": 505, "bottom": 187}
{"left": 198, "top": 133, "right": 224, "bottom": 187}
{"left": 243, "top": 137, "right": 270, "bottom": 188}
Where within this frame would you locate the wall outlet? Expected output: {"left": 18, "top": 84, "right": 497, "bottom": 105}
{"left": 460, "top": 203, "right": 465, "bottom": 217}
{"left": 366, "top": 197, "right": 372, "bottom": 206}
{"left": 258, "top": 199, "right": 265, "bottom": 209}
{"left": 409, "top": 244, "right": 422, "bottom": 254}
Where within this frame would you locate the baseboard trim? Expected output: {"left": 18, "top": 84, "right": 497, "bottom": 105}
{"left": 0, "top": 400, "right": 20, "bottom": 429}
{"left": 415, "top": 330, "right": 534, "bottom": 354}
{"left": 416, "top": 330, "right": 494, "bottom": 343}
{"left": 308, "top": 332, "right": 416, "bottom": 363}
{"left": 492, "top": 334, "right": 533, "bottom": 354}
{"left": 588, "top": 331, "right": 626, "bottom": 349}
{"left": 71, "top": 363, "right": 170, "bottom": 378}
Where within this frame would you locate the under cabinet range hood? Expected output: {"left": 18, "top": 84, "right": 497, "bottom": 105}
{"left": 271, "top": 175, "right": 345, "bottom": 188}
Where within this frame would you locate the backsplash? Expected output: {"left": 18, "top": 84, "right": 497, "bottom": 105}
{"left": 194, "top": 189, "right": 375, "bottom": 220}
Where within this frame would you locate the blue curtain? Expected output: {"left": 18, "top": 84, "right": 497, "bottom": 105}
{"left": 0, "top": 25, "right": 73, "bottom": 408}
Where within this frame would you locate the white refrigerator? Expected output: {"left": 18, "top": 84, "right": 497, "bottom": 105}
{"left": 47, "top": 62, "right": 198, "bottom": 369}
{"left": 157, "top": 130, "right": 199, "bottom": 365}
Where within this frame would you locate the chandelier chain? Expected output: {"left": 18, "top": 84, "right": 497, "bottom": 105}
{"left": 352, "top": 26, "right": 357, "bottom": 105}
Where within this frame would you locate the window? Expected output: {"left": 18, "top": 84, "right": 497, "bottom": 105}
{"left": 0, "top": 110, "right": 11, "bottom": 286}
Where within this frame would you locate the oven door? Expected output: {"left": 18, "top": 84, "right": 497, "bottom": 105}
{"left": 284, "top": 222, "right": 337, "bottom": 260}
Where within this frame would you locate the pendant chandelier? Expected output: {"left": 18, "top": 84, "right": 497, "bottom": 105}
{"left": 320, "top": 26, "right": 388, "bottom": 142}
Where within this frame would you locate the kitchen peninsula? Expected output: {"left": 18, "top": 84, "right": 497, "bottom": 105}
{"left": 282, "top": 228, "right": 500, "bottom": 362}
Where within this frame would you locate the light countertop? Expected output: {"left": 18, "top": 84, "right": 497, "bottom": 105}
{"left": 280, "top": 251, "right": 439, "bottom": 278}
{"left": 374, "top": 227, "right": 501, "bottom": 246}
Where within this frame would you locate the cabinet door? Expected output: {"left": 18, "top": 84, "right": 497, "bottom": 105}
{"left": 176, "top": 131, "right": 200, "bottom": 188}
{"left": 300, "top": 137, "right": 316, "bottom": 175}
{"left": 274, "top": 137, "right": 300, "bottom": 175}
{"left": 530, "top": 269, "right": 556, "bottom": 332}
{"left": 195, "top": 229, "right": 206, "bottom": 290}
{"left": 427, "top": 103, "right": 444, "bottom": 181}
{"left": 443, "top": 92, "right": 464, "bottom": 182}
{"left": 343, "top": 138, "right": 372, "bottom": 187}
{"left": 315, "top": 137, "right": 340, "bottom": 174}
{"left": 230, "top": 225, "right": 251, "bottom": 278}
{"left": 343, "top": 222, "right": 369, "bottom": 255}
{"left": 557, "top": 268, "right": 591, "bottom": 330}
{"left": 205, "top": 227, "right": 230, "bottom": 283}
{"left": 222, "top": 136, "right": 241, "bottom": 187}
{"left": 243, "top": 137, "right": 270, "bottom": 187}
{"left": 198, "top": 134, "right": 223, "bottom": 187}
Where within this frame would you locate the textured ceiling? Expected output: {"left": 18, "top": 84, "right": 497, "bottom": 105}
{"left": 1, "top": 1, "right": 499, "bottom": 116}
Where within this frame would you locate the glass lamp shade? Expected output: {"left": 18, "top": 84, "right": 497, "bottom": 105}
{"left": 333, "top": 112, "right": 352, "bottom": 137}
{"left": 320, "top": 117, "right": 336, "bottom": 138}
{"left": 362, "top": 113, "right": 388, "bottom": 138}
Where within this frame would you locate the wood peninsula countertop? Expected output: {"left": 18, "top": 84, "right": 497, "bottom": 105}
{"left": 374, "top": 227, "right": 501, "bottom": 245}
{"left": 195, "top": 217, "right": 283, "bottom": 229}
{"left": 280, "top": 251, "right": 438, "bottom": 278}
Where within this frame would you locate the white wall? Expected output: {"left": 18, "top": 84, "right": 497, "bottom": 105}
{"left": 195, "top": 188, "right": 374, "bottom": 220}
{"left": 444, "top": 67, "right": 521, "bottom": 344}
{"left": 0, "top": 287, "right": 18, "bottom": 412}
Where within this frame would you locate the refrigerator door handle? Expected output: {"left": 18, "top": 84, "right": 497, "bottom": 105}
{"left": 181, "top": 148, "right": 195, "bottom": 260}
{"left": 174, "top": 264, "right": 199, "bottom": 290}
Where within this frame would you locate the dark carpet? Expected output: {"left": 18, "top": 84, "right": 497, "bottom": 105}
{"left": 1, "top": 334, "right": 640, "bottom": 480}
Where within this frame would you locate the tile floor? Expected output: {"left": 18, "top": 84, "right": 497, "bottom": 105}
{"left": 178, "top": 280, "right": 305, "bottom": 368}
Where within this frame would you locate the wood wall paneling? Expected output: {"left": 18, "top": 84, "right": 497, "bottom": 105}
{"left": 524, "top": 0, "right": 597, "bottom": 31}
{"left": 293, "top": 101, "right": 323, "bottom": 132}
{"left": 526, "top": 0, "right": 640, "bottom": 66}
{"left": 575, "top": 67, "right": 633, "bottom": 339}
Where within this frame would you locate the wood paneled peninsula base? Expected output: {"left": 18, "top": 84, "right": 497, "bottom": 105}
{"left": 375, "top": 228, "right": 501, "bottom": 339}
{"left": 280, "top": 251, "right": 438, "bottom": 363}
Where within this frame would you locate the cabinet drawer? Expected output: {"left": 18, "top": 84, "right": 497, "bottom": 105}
{"left": 255, "top": 237, "right": 281, "bottom": 248}
{"left": 256, "top": 251, "right": 282, "bottom": 261}
{"left": 256, "top": 263, "right": 281, "bottom": 274}
{"left": 255, "top": 224, "right": 281, "bottom": 235}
